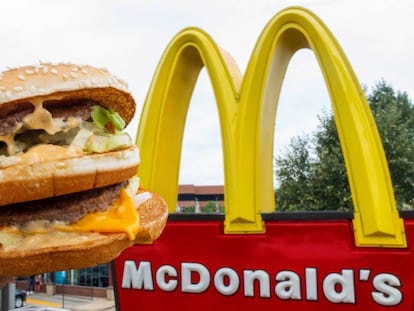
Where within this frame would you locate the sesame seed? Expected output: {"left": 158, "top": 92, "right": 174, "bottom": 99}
{"left": 62, "top": 73, "right": 69, "bottom": 80}
{"left": 81, "top": 68, "right": 88, "bottom": 75}
{"left": 42, "top": 67, "right": 49, "bottom": 74}
{"left": 70, "top": 72, "right": 78, "bottom": 79}
{"left": 17, "top": 74, "right": 26, "bottom": 81}
{"left": 118, "top": 78, "right": 128, "bottom": 87}
{"left": 25, "top": 70, "right": 35, "bottom": 75}
{"left": 55, "top": 162, "right": 66, "bottom": 168}
{"left": 13, "top": 86, "right": 24, "bottom": 92}
{"left": 50, "top": 68, "right": 59, "bottom": 75}
{"left": 71, "top": 67, "right": 79, "bottom": 72}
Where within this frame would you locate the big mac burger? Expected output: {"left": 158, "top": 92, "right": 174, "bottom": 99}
{"left": 0, "top": 62, "right": 168, "bottom": 276}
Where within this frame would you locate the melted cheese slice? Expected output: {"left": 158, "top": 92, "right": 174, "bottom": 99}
{"left": 61, "top": 188, "right": 139, "bottom": 240}
{"left": 0, "top": 188, "right": 140, "bottom": 251}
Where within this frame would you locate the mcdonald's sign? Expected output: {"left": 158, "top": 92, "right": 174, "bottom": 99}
{"left": 114, "top": 6, "right": 414, "bottom": 310}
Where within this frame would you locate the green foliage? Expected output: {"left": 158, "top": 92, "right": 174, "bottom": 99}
{"left": 274, "top": 135, "right": 317, "bottom": 211}
{"left": 181, "top": 206, "right": 195, "bottom": 213}
{"left": 367, "top": 81, "right": 414, "bottom": 209}
{"left": 201, "top": 201, "right": 224, "bottom": 213}
{"left": 180, "top": 201, "right": 224, "bottom": 213}
{"left": 275, "top": 80, "right": 414, "bottom": 211}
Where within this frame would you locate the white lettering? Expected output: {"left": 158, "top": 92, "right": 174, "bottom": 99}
{"left": 275, "top": 271, "right": 301, "bottom": 300}
{"left": 121, "top": 260, "right": 154, "bottom": 290}
{"left": 214, "top": 267, "right": 240, "bottom": 296}
{"left": 156, "top": 265, "right": 178, "bottom": 292}
{"left": 120, "top": 260, "right": 405, "bottom": 307}
{"left": 181, "top": 262, "right": 210, "bottom": 293}
{"left": 305, "top": 268, "right": 318, "bottom": 301}
{"left": 372, "top": 273, "right": 402, "bottom": 306}
{"left": 323, "top": 269, "right": 355, "bottom": 303}
{"left": 244, "top": 270, "right": 270, "bottom": 298}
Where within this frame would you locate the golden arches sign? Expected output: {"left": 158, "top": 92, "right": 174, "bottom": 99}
{"left": 136, "top": 6, "right": 406, "bottom": 248}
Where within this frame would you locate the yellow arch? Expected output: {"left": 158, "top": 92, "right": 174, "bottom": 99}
{"left": 235, "top": 6, "right": 405, "bottom": 246}
{"left": 136, "top": 6, "right": 406, "bottom": 247}
{"left": 135, "top": 27, "right": 248, "bottom": 228}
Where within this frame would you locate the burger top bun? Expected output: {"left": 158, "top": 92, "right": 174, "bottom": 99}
{"left": 0, "top": 62, "right": 135, "bottom": 125}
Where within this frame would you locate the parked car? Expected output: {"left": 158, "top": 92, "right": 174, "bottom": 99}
{"left": 14, "top": 288, "right": 27, "bottom": 308}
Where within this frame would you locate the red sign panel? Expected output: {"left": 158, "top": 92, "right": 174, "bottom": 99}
{"left": 113, "top": 214, "right": 414, "bottom": 310}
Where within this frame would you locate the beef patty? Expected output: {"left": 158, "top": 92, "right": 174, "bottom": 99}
{"left": 0, "top": 99, "right": 93, "bottom": 136}
{"left": 0, "top": 182, "right": 126, "bottom": 227}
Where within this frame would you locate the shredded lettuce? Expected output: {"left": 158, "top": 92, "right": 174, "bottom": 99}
{"left": 70, "top": 128, "right": 93, "bottom": 150}
{"left": 83, "top": 132, "right": 132, "bottom": 154}
{"left": 69, "top": 119, "right": 132, "bottom": 154}
{"left": 91, "top": 105, "right": 125, "bottom": 132}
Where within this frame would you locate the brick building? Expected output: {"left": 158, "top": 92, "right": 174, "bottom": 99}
{"left": 177, "top": 184, "right": 224, "bottom": 212}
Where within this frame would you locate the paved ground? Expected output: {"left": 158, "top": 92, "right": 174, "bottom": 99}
{"left": 21, "top": 292, "right": 116, "bottom": 311}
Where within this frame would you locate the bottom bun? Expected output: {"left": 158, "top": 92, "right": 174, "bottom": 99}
{"left": 0, "top": 232, "right": 131, "bottom": 276}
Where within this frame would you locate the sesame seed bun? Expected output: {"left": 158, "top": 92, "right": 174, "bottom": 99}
{"left": 0, "top": 62, "right": 135, "bottom": 125}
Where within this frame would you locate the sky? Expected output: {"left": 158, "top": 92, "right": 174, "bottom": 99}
{"left": 0, "top": 0, "right": 413, "bottom": 185}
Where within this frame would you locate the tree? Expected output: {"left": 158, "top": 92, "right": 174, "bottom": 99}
{"left": 274, "top": 135, "right": 316, "bottom": 211}
{"left": 275, "top": 80, "right": 414, "bottom": 211}
{"left": 201, "top": 201, "right": 224, "bottom": 213}
{"left": 367, "top": 81, "right": 414, "bottom": 209}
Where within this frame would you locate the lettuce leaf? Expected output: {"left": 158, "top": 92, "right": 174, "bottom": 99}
{"left": 91, "top": 105, "right": 125, "bottom": 132}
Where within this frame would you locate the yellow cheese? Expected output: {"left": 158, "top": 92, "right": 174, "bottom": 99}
{"left": 59, "top": 188, "right": 139, "bottom": 240}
